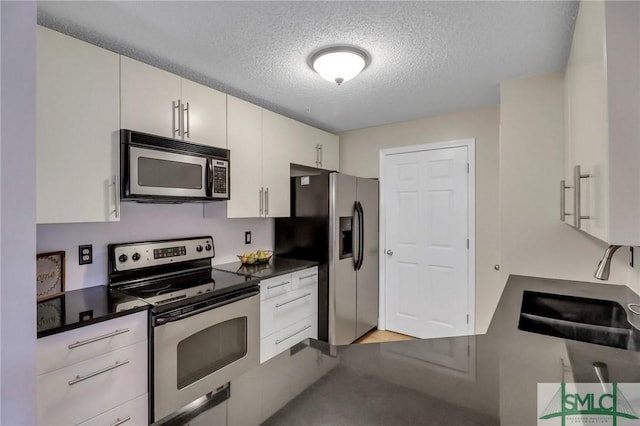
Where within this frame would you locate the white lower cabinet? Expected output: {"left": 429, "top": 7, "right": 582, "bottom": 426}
{"left": 77, "top": 394, "right": 148, "bottom": 426}
{"left": 37, "top": 312, "right": 149, "bottom": 426}
{"left": 260, "top": 267, "right": 318, "bottom": 364}
{"left": 38, "top": 340, "right": 147, "bottom": 425}
{"left": 261, "top": 287, "right": 318, "bottom": 338}
{"left": 259, "top": 274, "right": 293, "bottom": 301}
{"left": 37, "top": 311, "right": 148, "bottom": 375}
{"left": 260, "top": 314, "right": 318, "bottom": 364}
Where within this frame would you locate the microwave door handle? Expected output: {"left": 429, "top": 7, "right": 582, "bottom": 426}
{"left": 206, "top": 159, "right": 213, "bottom": 197}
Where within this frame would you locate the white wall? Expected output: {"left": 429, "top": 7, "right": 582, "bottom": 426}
{"left": 499, "top": 72, "right": 632, "bottom": 287}
{"left": 37, "top": 202, "right": 273, "bottom": 290}
{"left": 339, "top": 106, "right": 501, "bottom": 333}
{"left": 1, "top": 1, "right": 37, "bottom": 423}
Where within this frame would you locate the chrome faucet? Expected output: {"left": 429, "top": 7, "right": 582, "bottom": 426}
{"left": 594, "top": 245, "right": 622, "bottom": 280}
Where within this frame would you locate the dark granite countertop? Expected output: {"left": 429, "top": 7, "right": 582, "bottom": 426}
{"left": 214, "top": 256, "right": 318, "bottom": 280}
{"left": 260, "top": 275, "right": 640, "bottom": 425}
{"left": 37, "top": 285, "right": 150, "bottom": 338}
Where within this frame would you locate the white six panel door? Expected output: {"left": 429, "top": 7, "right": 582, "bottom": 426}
{"left": 384, "top": 145, "right": 469, "bottom": 338}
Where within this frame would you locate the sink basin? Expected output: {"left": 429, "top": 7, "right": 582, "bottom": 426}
{"left": 518, "top": 291, "right": 639, "bottom": 351}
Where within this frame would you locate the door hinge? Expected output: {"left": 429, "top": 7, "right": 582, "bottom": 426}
{"left": 467, "top": 163, "right": 469, "bottom": 173}
{"left": 468, "top": 345, "right": 471, "bottom": 356}
{"left": 466, "top": 239, "right": 469, "bottom": 249}
{"left": 466, "top": 314, "right": 469, "bottom": 324}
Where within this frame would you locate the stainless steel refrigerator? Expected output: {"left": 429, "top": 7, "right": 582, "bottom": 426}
{"left": 275, "top": 169, "right": 379, "bottom": 345}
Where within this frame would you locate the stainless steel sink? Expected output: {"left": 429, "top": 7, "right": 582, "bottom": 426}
{"left": 518, "top": 291, "right": 640, "bottom": 351}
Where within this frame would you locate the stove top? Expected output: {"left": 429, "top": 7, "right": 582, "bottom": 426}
{"left": 120, "top": 269, "right": 258, "bottom": 309}
{"left": 108, "top": 236, "right": 260, "bottom": 313}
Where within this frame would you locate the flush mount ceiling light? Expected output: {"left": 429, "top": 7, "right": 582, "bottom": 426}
{"left": 310, "top": 46, "right": 369, "bottom": 85}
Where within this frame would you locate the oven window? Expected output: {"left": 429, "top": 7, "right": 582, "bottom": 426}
{"left": 138, "top": 157, "right": 202, "bottom": 189}
{"left": 176, "top": 317, "right": 247, "bottom": 390}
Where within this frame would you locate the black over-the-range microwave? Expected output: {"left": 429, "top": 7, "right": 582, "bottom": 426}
{"left": 120, "top": 129, "right": 230, "bottom": 202}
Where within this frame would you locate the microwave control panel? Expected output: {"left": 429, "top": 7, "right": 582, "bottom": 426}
{"left": 213, "top": 161, "right": 228, "bottom": 195}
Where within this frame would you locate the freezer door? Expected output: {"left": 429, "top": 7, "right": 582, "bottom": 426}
{"left": 329, "top": 173, "right": 358, "bottom": 345}
{"left": 356, "top": 177, "right": 379, "bottom": 339}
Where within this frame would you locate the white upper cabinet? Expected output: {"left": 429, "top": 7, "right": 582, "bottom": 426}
{"left": 226, "top": 100, "right": 291, "bottom": 218}
{"left": 37, "top": 26, "right": 120, "bottom": 224}
{"left": 120, "top": 56, "right": 181, "bottom": 139}
{"left": 563, "top": 1, "right": 640, "bottom": 245}
{"left": 289, "top": 118, "right": 339, "bottom": 171}
{"left": 121, "top": 56, "right": 227, "bottom": 148}
{"left": 262, "top": 110, "right": 292, "bottom": 217}
{"left": 179, "top": 78, "right": 227, "bottom": 148}
{"left": 227, "top": 96, "right": 263, "bottom": 218}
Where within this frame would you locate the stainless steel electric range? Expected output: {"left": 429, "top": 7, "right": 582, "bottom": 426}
{"left": 108, "top": 236, "right": 260, "bottom": 423}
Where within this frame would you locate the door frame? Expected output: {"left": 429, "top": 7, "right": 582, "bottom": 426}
{"left": 378, "top": 138, "right": 476, "bottom": 335}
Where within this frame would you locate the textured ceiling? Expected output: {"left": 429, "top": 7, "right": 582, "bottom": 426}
{"left": 37, "top": 1, "right": 578, "bottom": 133}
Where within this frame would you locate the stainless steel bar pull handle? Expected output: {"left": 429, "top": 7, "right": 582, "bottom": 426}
{"left": 275, "top": 325, "right": 312, "bottom": 344}
{"left": 573, "top": 165, "right": 591, "bottom": 229}
{"left": 110, "top": 416, "right": 132, "bottom": 426}
{"left": 259, "top": 187, "right": 264, "bottom": 216}
{"left": 265, "top": 187, "right": 269, "bottom": 216}
{"left": 172, "top": 100, "right": 181, "bottom": 138}
{"left": 68, "top": 328, "right": 130, "bottom": 349}
{"left": 182, "top": 101, "right": 190, "bottom": 138}
{"left": 319, "top": 144, "right": 323, "bottom": 167}
{"left": 276, "top": 292, "right": 312, "bottom": 308}
{"left": 560, "top": 180, "right": 573, "bottom": 222}
{"left": 315, "top": 144, "right": 320, "bottom": 167}
{"left": 267, "top": 281, "right": 290, "bottom": 290}
{"left": 298, "top": 273, "right": 317, "bottom": 280}
{"left": 68, "top": 360, "right": 129, "bottom": 386}
{"left": 112, "top": 175, "right": 120, "bottom": 219}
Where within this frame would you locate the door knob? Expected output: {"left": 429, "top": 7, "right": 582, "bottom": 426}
{"left": 386, "top": 249, "right": 394, "bottom": 256}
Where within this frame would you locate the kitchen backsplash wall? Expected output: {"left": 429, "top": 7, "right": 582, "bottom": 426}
{"left": 37, "top": 202, "right": 274, "bottom": 291}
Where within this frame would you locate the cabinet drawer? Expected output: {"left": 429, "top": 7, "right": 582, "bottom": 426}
{"left": 291, "top": 267, "right": 318, "bottom": 290}
{"left": 261, "top": 286, "right": 317, "bottom": 338}
{"left": 77, "top": 393, "right": 148, "bottom": 426}
{"left": 38, "top": 311, "right": 148, "bottom": 375}
{"left": 260, "top": 314, "right": 318, "bottom": 364}
{"left": 38, "top": 340, "right": 148, "bottom": 426}
{"left": 260, "top": 274, "right": 292, "bottom": 301}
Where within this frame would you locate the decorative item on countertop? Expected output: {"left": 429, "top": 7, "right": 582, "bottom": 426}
{"left": 237, "top": 249, "right": 272, "bottom": 265}
{"left": 37, "top": 251, "right": 65, "bottom": 301}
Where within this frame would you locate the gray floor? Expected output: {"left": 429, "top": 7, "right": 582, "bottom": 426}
{"left": 262, "top": 366, "right": 498, "bottom": 426}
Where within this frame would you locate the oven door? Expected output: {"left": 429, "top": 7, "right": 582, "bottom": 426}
{"left": 152, "top": 293, "right": 259, "bottom": 422}
{"left": 129, "top": 146, "right": 209, "bottom": 198}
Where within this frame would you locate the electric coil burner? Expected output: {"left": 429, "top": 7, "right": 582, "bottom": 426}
{"left": 108, "top": 236, "right": 260, "bottom": 423}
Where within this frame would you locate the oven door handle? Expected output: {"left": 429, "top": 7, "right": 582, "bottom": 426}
{"left": 154, "top": 290, "right": 258, "bottom": 325}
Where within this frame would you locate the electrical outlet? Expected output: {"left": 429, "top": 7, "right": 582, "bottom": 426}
{"left": 79, "top": 244, "right": 92, "bottom": 265}
{"left": 245, "top": 231, "right": 252, "bottom": 245}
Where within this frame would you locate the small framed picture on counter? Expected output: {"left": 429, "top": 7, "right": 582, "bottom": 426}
{"left": 37, "top": 251, "right": 65, "bottom": 301}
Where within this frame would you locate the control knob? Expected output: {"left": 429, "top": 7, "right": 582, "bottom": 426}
{"left": 196, "top": 245, "right": 203, "bottom": 252}
{"left": 118, "top": 254, "right": 128, "bottom": 263}
{"left": 205, "top": 244, "right": 212, "bottom": 251}
{"left": 132, "top": 252, "right": 141, "bottom": 262}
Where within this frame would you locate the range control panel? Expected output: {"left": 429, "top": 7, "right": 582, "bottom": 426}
{"left": 111, "top": 236, "right": 214, "bottom": 272}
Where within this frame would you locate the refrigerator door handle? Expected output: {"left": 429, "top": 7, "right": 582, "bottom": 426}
{"left": 352, "top": 202, "right": 359, "bottom": 270}
{"left": 356, "top": 201, "right": 364, "bottom": 270}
